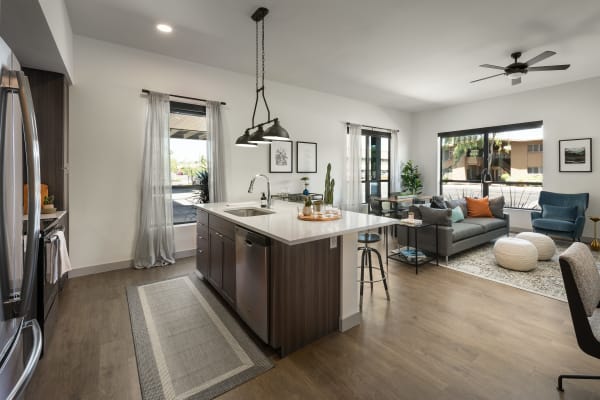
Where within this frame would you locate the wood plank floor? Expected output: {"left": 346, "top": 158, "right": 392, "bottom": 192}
{"left": 27, "top": 252, "right": 600, "bottom": 399}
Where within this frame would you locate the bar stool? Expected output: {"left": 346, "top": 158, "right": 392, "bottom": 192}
{"left": 358, "top": 232, "right": 390, "bottom": 310}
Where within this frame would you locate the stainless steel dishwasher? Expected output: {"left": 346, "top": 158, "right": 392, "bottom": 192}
{"left": 235, "top": 226, "right": 270, "bottom": 343}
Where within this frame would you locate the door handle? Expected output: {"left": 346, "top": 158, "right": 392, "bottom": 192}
{"left": 7, "top": 319, "right": 42, "bottom": 400}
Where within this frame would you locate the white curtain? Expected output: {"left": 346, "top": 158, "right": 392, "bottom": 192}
{"left": 207, "top": 101, "right": 225, "bottom": 202}
{"left": 134, "top": 92, "right": 175, "bottom": 268}
{"left": 390, "top": 130, "right": 403, "bottom": 193}
{"left": 342, "top": 123, "right": 362, "bottom": 212}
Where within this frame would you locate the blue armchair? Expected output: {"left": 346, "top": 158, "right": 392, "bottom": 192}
{"left": 531, "top": 191, "right": 589, "bottom": 241}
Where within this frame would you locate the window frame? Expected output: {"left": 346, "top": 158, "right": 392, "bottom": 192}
{"left": 437, "top": 120, "right": 543, "bottom": 208}
{"left": 169, "top": 101, "right": 207, "bottom": 225}
{"left": 360, "top": 129, "right": 391, "bottom": 204}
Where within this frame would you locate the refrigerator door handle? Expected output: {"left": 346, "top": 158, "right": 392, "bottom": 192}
{"left": 15, "top": 71, "right": 41, "bottom": 319}
{"left": 6, "top": 319, "right": 42, "bottom": 400}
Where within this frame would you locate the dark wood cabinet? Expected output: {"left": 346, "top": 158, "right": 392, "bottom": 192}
{"left": 22, "top": 67, "right": 69, "bottom": 219}
{"left": 221, "top": 236, "right": 236, "bottom": 304}
{"left": 196, "top": 210, "right": 210, "bottom": 277}
{"left": 197, "top": 210, "right": 236, "bottom": 306}
{"left": 208, "top": 229, "right": 224, "bottom": 287}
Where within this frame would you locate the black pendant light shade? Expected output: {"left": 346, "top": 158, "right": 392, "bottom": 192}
{"left": 236, "top": 7, "right": 291, "bottom": 147}
{"left": 248, "top": 125, "right": 271, "bottom": 144}
{"left": 235, "top": 129, "right": 257, "bottom": 147}
{"left": 263, "top": 118, "right": 290, "bottom": 141}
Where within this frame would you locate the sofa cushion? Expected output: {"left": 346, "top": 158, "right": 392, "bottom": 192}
{"left": 452, "top": 222, "right": 485, "bottom": 242}
{"left": 451, "top": 206, "right": 464, "bottom": 223}
{"left": 489, "top": 196, "right": 505, "bottom": 219}
{"left": 590, "top": 310, "right": 600, "bottom": 342}
{"left": 466, "top": 197, "right": 493, "bottom": 218}
{"left": 532, "top": 218, "right": 575, "bottom": 233}
{"left": 542, "top": 204, "right": 578, "bottom": 222}
{"left": 463, "top": 217, "right": 507, "bottom": 232}
{"left": 445, "top": 198, "right": 467, "bottom": 217}
{"left": 430, "top": 196, "right": 447, "bottom": 209}
{"left": 419, "top": 206, "right": 452, "bottom": 226}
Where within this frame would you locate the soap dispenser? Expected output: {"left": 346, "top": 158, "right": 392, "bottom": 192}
{"left": 260, "top": 192, "right": 267, "bottom": 208}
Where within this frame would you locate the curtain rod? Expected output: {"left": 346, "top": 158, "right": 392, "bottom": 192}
{"left": 345, "top": 122, "right": 397, "bottom": 133}
{"left": 141, "top": 89, "right": 226, "bottom": 105}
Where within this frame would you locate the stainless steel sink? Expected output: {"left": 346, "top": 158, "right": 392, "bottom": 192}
{"left": 224, "top": 208, "right": 275, "bottom": 217}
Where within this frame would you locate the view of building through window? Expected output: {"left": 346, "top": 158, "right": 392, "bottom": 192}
{"left": 440, "top": 123, "right": 543, "bottom": 209}
{"left": 169, "top": 103, "right": 208, "bottom": 224}
{"left": 360, "top": 130, "right": 390, "bottom": 204}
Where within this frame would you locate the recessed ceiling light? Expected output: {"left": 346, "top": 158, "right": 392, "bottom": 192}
{"left": 156, "top": 24, "right": 173, "bottom": 33}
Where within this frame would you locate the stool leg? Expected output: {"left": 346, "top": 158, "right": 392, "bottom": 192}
{"left": 360, "top": 250, "right": 365, "bottom": 310}
{"left": 373, "top": 248, "right": 390, "bottom": 301}
{"left": 368, "top": 249, "right": 374, "bottom": 291}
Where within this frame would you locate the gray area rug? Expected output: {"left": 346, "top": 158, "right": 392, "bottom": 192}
{"left": 127, "top": 275, "right": 273, "bottom": 400}
{"left": 441, "top": 239, "right": 600, "bottom": 302}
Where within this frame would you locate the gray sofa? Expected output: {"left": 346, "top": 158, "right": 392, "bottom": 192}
{"left": 397, "top": 198, "right": 510, "bottom": 262}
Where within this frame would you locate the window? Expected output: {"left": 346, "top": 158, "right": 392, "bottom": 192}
{"left": 169, "top": 101, "right": 207, "bottom": 224}
{"left": 438, "top": 121, "right": 543, "bottom": 209}
{"left": 360, "top": 129, "right": 390, "bottom": 204}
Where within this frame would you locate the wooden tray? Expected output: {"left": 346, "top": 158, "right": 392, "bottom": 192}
{"left": 298, "top": 213, "right": 342, "bottom": 221}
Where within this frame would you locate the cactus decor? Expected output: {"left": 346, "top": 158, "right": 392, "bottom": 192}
{"left": 324, "top": 163, "right": 335, "bottom": 205}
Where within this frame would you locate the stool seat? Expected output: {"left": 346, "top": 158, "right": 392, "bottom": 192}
{"left": 358, "top": 233, "right": 381, "bottom": 244}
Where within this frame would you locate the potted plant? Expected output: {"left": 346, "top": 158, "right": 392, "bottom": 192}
{"left": 303, "top": 195, "right": 313, "bottom": 216}
{"left": 43, "top": 195, "right": 55, "bottom": 213}
{"left": 401, "top": 160, "right": 423, "bottom": 195}
{"left": 300, "top": 176, "right": 310, "bottom": 195}
{"left": 324, "top": 163, "right": 335, "bottom": 206}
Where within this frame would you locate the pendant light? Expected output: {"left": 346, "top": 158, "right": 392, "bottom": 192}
{"left": 235, "top": 7, "right": 290, "bottom": 147}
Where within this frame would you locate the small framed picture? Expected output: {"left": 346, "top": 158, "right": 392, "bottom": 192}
{"left": 559, "top": 138, "right": 592, "bottom": 172}
{"left": 269, "top": 141, "right": 293, "bottom": 173}
{"left": 296, "top": 141, "right": 317, "bottom": 173}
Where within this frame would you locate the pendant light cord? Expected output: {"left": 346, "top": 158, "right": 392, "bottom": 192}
{"left": 251, "top": 18, "right": 271, "bottom": 128}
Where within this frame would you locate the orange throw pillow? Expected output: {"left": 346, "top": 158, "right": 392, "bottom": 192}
{"left": 466, "top": 196, "right": 493, "bottom": 218}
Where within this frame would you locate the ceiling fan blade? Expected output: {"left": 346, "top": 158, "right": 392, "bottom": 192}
{"left": 525, "top": 50, "right": 556, "bottom": 66}
{"left": 470, "top": 73, "right": 505, "bottom": 83}
{"left": 480, "top": 64, "right": 505, "bottom": 70}
{"left": 512, "top": 77, "right": 522, "bottom": 86}
{"left": 528, "top": 64, "right": 570, "bottom": 71}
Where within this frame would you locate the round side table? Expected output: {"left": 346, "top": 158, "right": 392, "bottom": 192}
{"left": 590, "top": 217, "right": 600, "bottom": 251}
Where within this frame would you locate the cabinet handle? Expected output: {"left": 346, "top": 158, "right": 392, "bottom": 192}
{"left": 198, "top": 250, "right": 204, "bottom": 254}
{"left": 198, "top": 236, "right": 204, "bottom": 240}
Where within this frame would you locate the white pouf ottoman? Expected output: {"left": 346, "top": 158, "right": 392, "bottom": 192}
{"left": 515, "top": 232, "right": 556, "bottom": 261}
{"left": 493, "top": 237, "right": 538, "bottom": 271}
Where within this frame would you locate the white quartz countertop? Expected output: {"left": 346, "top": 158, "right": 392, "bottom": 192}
{"left": 196, "top": 201, "right": 398, "bottom": 245}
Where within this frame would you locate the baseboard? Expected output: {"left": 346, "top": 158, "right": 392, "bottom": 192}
{"left": 339, "top": 312, "right": 361, "bottom": 332}
{"left": 69, "top": 259, "right": 132, "bottom": 278}
{"left": 509, "top": 228, "right": 592, "bottom": 243}
{"left": 70, "top": 249, "right": 196, "bottom": 278}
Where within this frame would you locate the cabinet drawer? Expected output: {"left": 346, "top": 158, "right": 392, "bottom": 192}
{"left": 209, "top": 214, "right": 235, "bottom": 239}
{"left": 196, "top": 249, "right": 209, "bottom": 276}
{"left": 197, "top": 223, "right": 209, "bottom": 238}
{"left": 197, "top": 209, "right": 209, "bottom": 225}
{"left": 197, "top": 234, "right": 209, "bottom": 252}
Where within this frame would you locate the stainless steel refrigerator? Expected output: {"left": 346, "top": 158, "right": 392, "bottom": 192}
{"left": 0, "top": 34, "right": 43, "bottom": 399}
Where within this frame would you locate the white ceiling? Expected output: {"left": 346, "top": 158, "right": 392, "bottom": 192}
{"left": 64, "top": 0, "right": 600, "bottom": 111}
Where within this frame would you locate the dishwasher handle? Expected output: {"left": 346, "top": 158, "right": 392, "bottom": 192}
{"left": 236, "top": 227, "right": 270, "bottom": 247}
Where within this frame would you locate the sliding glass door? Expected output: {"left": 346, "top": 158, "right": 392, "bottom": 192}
{"left": 360, "top": 130, "right": 390, "bottom": 204}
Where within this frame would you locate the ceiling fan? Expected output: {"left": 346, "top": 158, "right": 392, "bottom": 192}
{"left": 471, "top": 51, "right": 570, "bottom": 86}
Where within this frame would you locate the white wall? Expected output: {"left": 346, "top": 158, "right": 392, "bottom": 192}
{"left": 413, "top": 77, "right": 600, "bottom": 234}
{"left": 39, "top": 0, "right": 74, "bottom": 82}
{"left": 69, "top": 35, "right": 412, "bottom": 270}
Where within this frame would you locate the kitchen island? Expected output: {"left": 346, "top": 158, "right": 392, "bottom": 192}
{"left": 195, "top": 201, "right": 397, "bottom": 356}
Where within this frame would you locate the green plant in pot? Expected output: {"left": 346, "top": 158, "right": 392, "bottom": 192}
{"left": 42, "top": 195, "right": 55, "bottom": 213}
{"left": 300, "top": 176, "right": 310, "bottom": 195}
{"left": 324, "top": 163, "right": 335, "bottom": 205}
{"left": 303, "top": 195, "right": 313, "bottom": 216}
{"left": 401, "top": 160, "right": 423, "bottom": 195}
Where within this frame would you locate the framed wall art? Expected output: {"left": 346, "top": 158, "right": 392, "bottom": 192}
{"left": 296, "top": 141, "right": 317, "bottom": 173}
{"left": 269, "top": 141, "right": 293, "bottom": 173}
{"left": 559, "top": 138, "right": 592, "bottom": 172}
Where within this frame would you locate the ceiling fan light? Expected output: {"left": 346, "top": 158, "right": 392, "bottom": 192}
{"left": 248, "top": 125, "right": 271, "bottom": 144}
{"left": 507, "top": 72, "right": 524, "bottom": 79}
{"left": 263, "top": 119, "right": 290, "bottom": 141}
{"left": 235, "top": 130, "right": 257, "bottom": 147}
